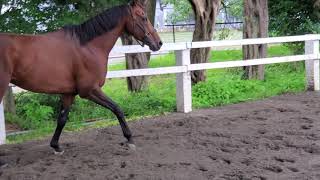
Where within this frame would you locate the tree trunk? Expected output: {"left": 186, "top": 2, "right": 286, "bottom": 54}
{"left": 315, "top": 0, "right": 320, "bottom": 18}
{"left": 243, "top": 0, "right": 268, "bottom": 80}
{"left": 188, "top": 0, "right": 221, "bottom": 84}
{"left": 3, "top": 86, "right": 16, "bottom": 115}
{"left": 122, "top": 0, "right": 156, "bottom": 92}
{"left": 121, "top": 34, "right": 149, "bottom": 91}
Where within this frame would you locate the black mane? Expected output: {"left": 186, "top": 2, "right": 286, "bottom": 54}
{"left": 63, "top": 5, "right": 130, "bottom": 45}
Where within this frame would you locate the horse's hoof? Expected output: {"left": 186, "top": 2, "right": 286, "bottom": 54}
{"left": 54, "top": 150, "right": 65, "bottom": 155}
{"left": 127, "top": 143, "right": 136, "bottom": 151}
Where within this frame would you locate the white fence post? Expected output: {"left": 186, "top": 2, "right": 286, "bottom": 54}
{"left": 175, "top": 49, "right": 192, "bottom": 113}
{"left": 0, "top": 101, "right": 5, "bottom": 145}
{"left": 305, "top": 40, "right": 320, "bottom": 91}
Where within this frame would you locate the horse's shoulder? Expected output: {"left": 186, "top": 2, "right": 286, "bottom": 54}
{"left": 78, "top": 46, "right": 103, "bottom": 60}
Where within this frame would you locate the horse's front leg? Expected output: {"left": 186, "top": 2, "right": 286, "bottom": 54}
{"left": 50, "top": 94, "right": 75, "bottom": 154}
{"left": 84, "top": 88, "right": 135, "bottom": 150}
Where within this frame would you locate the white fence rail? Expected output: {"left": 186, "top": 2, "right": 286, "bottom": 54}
{"left": 0, "top": 102, "right": 5, "bottom": 145}
{"left": 1, "top": 34, "right": 320, "bottom": 144}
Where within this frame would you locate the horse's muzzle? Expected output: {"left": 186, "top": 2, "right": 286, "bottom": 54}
{"left": 149, "top": 40, "right": 162, "bottom": 51}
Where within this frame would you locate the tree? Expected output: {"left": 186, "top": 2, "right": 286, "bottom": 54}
{"left": 221, "top": 0, "right": 243, "bottom": 20}
{"left": 316, "top": 0, "right": 320, "bottom": 17}
{"left": 163, "top": 0, "right": 192, "bottom": 24}
{"left": 268, "top": 0, "right": 320, "bottom": 54}
{"left": 269, "top": 0, "right": 320, "bottom": 37}
{"left": 121, "top": 0, "right": 157, "bottom": 92}
{"left": 269, "top": 0, "right": 319, "bottom": 90}
{"left": 188, "top": 0, "right": 221, "bottom": 84}
{"left": 242, "top": 0, "right": 268, "bottom": 80}
{"left": 0, "top": 0, "right": 125, "bottom": 34}
{"left": 154, "top": 0, "right": 223, "bottom": 84}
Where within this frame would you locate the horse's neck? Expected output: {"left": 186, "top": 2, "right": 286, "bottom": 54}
{"left": 87, "top": 21, "right": 126, "bottom": 55}
{"left": 45, "top": 30, "right": 66, "bottom": 38}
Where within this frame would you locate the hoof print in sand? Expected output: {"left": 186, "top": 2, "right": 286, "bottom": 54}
{"left": 274, "top": 157, "right": 295, "bottom": 163}
{"left": 264, "top": 165, "right": 283, "bottom": 173}
{"left": 303, "top": 144, "right": 320, "bottom": 155}
{"left": 287, "top": 166, "right": 299, "bottom": 172}
{"left": 301, "top": 124, "right": 313, "bottom": 130}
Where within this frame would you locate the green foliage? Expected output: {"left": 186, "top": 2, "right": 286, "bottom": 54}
{"left": 222, "top": 0, "right": 243, "bottom": 20}
{"left": 0, "top": 0, "right": 78, "bottom": 33}
{"left": 162, "top": 0, "right": 243, "bottom": 24}
{"left": 192, "top": 76, "right": 262, "bottom": 107}
{"left": 269, "top": 0, "right": 320, "bottom": 53}
{"left": 13, "top": 93, "right": 59, "bottom": 129}
{"left": 269, "top": 0, "right": 320, "bottom": 36}
{"left": 162, "top": 0, "right": 192, "bottom": 24}
{"left": 217, "top": 28, "right": 231, "bottom": 40}
{"left": 193, "top": 64, "right": 305, "bottom": 108}
{"left": 22, "top": 99, "right": 54, "bottom": 127}
{"left": 0, "top": 0, "right": 128, "bottom": 34}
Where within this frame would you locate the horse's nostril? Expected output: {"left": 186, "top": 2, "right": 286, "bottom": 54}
{"left": 159, "top": 41, "right": 163, "bottom": 46}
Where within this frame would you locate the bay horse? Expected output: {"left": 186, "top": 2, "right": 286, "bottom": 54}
{"left": 0, "top": 0, "right": 162, "bottom": 157}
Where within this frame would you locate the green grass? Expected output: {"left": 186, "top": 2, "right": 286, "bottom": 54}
{"left": 6, "top": 45, "right": 305, "bottom": 143}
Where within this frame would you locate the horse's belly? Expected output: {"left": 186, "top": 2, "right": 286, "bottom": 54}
{"left": 11, "top": 67, "right": 76, "bottom": 94}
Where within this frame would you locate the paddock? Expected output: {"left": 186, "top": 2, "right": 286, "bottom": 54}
{"left": 0, "top": 35, "right": 319, "bottom": 179}
{"left": 0, "top": 92, "right": 319, "bottom": 179}
{"left": 1, "top": 34, "right": 320, "bottom": 143}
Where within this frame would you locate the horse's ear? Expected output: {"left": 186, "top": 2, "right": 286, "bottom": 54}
{"left": 129, "top": 0, "right": 139, "bottom": 6}
{"left": 129, "top": 0, "right": 147, "bottom": 7}
{"left": 129, "top": 0, "right": 135, "bottom": 6}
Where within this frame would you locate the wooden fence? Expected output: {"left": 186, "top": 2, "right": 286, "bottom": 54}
{"left": 1, "top": 34, "right": 319, "bottom": 144}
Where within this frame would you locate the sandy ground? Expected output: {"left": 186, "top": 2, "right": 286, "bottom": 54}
{"left": 1, "top": 92, "right": 320, "bottom": 180}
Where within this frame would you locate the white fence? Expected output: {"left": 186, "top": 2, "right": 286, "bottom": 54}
{"left": 0, "top": 34, "right": 319, "bottom": 144}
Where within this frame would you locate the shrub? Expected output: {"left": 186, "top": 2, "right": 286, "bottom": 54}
{"left": 14, "top": 93, "right": 59, "bottom": 129}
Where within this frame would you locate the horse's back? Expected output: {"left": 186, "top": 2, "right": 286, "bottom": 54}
{"left": 0, "top": 33, "right": 79, "bottom": 94}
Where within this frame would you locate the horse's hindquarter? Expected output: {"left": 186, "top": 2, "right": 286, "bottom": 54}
{"left": 10, "top": 35, "right": 81, "bottom": 94}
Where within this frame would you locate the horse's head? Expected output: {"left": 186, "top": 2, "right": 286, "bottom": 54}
{"left": 126, "top": 0, "right": 163, "bottom": 51}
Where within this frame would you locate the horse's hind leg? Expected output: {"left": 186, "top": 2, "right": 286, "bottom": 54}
{"left": 50, "top": 94, "right": 75, "bottom": 154}
{"left": 84, "top": 88, "right": 135, "bottom": 150}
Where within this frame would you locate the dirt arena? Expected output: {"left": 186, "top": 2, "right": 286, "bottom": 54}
{"left": 1, "top": 92, "right": 320, "bottom": 180}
